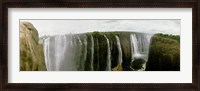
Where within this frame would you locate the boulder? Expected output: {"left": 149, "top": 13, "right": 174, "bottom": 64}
{"left": 131, "top": 58, "right": 147, "bottom": 71}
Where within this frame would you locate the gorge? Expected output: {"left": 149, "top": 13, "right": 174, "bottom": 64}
{"left": 20, "top": 22, "right": 180, "bottom": 71}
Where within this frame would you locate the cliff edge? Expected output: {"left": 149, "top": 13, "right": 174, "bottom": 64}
{"left": 20, "top": 22, "right": 46, "bottom": 71}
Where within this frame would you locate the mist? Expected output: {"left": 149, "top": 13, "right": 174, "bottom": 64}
{"left": 20, "top": 20, "right": 180, "bottom": 37}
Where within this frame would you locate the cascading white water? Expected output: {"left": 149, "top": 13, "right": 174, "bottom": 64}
{"left": 130, "top": 34, "right": 141, "bottom": 61}
{"left": 83, "top": 35, "right": 87, "bottom": 70}
{"left": 136, "top": 34, "right": 152, "bottom": 54}
{"left": 76, "top": 35, "right": 82, "bottom": 45}
{"left": 42, "top": 32, "right": 152, "bottom": 71}
{"left": 43, "top": 37, "right": 50, "bottom": 71}
{"left": 130, "top": 33, "right": 152, "bottom": 71}
{"left": 57, "top": 35, "right": 67, "bottom": 71}
{"left": 70, "top": 33, "right": 73, "bottom": 47}
{"left": 55, "top": 36, "right": 60, "bottom": 70}
{"left": 43, "top": 35, "right": 62, "bottom": 71}
{"left": 43, "top": 35, "right": 77, "bottom": 71}
{"left": 75, "top": 35, "right": 83, "bottom": 70}
{"left": 115, "top": 35, "right": 123, "bottom": 64}
{"left": 130, "top": 34, "right": 152, "bottom": 60}
{"left": 104, "top": 35, "right": 111, "bottom": 71}
{"left": 90, "top": 35, "right": 94, "bottom": 71}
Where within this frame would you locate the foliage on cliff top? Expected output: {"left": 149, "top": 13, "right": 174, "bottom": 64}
{"left": 154, "top": 33, "right": 180, "bottom": 43}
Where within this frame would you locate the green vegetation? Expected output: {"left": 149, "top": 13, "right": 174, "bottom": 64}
{"left": 146, "top": 33, "right": 180, "bottom": 71}
{"left": 154, "top": 33, "right": 180, "bottom": 43}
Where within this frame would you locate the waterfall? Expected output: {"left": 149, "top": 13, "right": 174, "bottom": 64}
{"left": 42, "top": 32, "right": 152, "bottom": 71}
{"left": 75, "top": 35, "right": 83, "bottom": 70}
{"left": 130, "top": 34, "right": 141, "bottom": 61}
{"left": 56, "top": 35, "right": 68, "bottom": 71}
{"left": 43, "top": 35, "right": 77, "bottom": 71}
{"left": 104, "top": 35, "right": 111, "bottom": 71}
{"left": 55, "top": 36, "right": 60, "bottom": 70}
{"left": 76, "top": 35, "right": 82, "bottom": 45}
{"left": 115, "top": 35, "right": 123, "bottom": 64}
{"left": 90, "top": 35, "right": 94, "bottom": 71}
{"left": 70, "top": 33, "right": 73, "bottom": 47}
{"left": 96, "top": 39, "right": 99, "bottom": 70}
{"left": 130, "top": 34, "right": 152, "bottom": 59}
{"left": 43, "top": 37, "right": 50, "bottom": 70}
{"left": 130, "top": 33, "right": 152, "bottom": 71}
{"left": 83, "top": 35, "right": 87, "bottom": 70}
{"left": 136, "top": 34, "right": 152, "bottom": 54}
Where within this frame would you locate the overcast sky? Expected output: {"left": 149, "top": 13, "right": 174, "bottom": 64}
{"left": 20, "top": 20, "right": 180, "bottom": 37}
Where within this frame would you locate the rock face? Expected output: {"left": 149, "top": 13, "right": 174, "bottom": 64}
{"left": 20, "top": 22, "right": 46, "bottom": 71}
{"left": 146, "top": 34, "right": 180, "bottom": 71}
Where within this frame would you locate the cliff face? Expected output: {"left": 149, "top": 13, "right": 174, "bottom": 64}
{"left": 146, "top": 34, "right": 180, "bottom": 71}
{"left": 20, "top": 22, "right": 46, "bottom": 71}
{"left": 43, "top": 32, "right": 151, "bottom": 71}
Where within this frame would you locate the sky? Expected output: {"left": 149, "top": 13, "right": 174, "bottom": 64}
{"left": 20, "top": 20, "right": 180, "bottom": 37}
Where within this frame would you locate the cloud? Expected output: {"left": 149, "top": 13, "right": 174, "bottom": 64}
{"left": 20, "top": 20, "right": 180, "bottom": 37}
